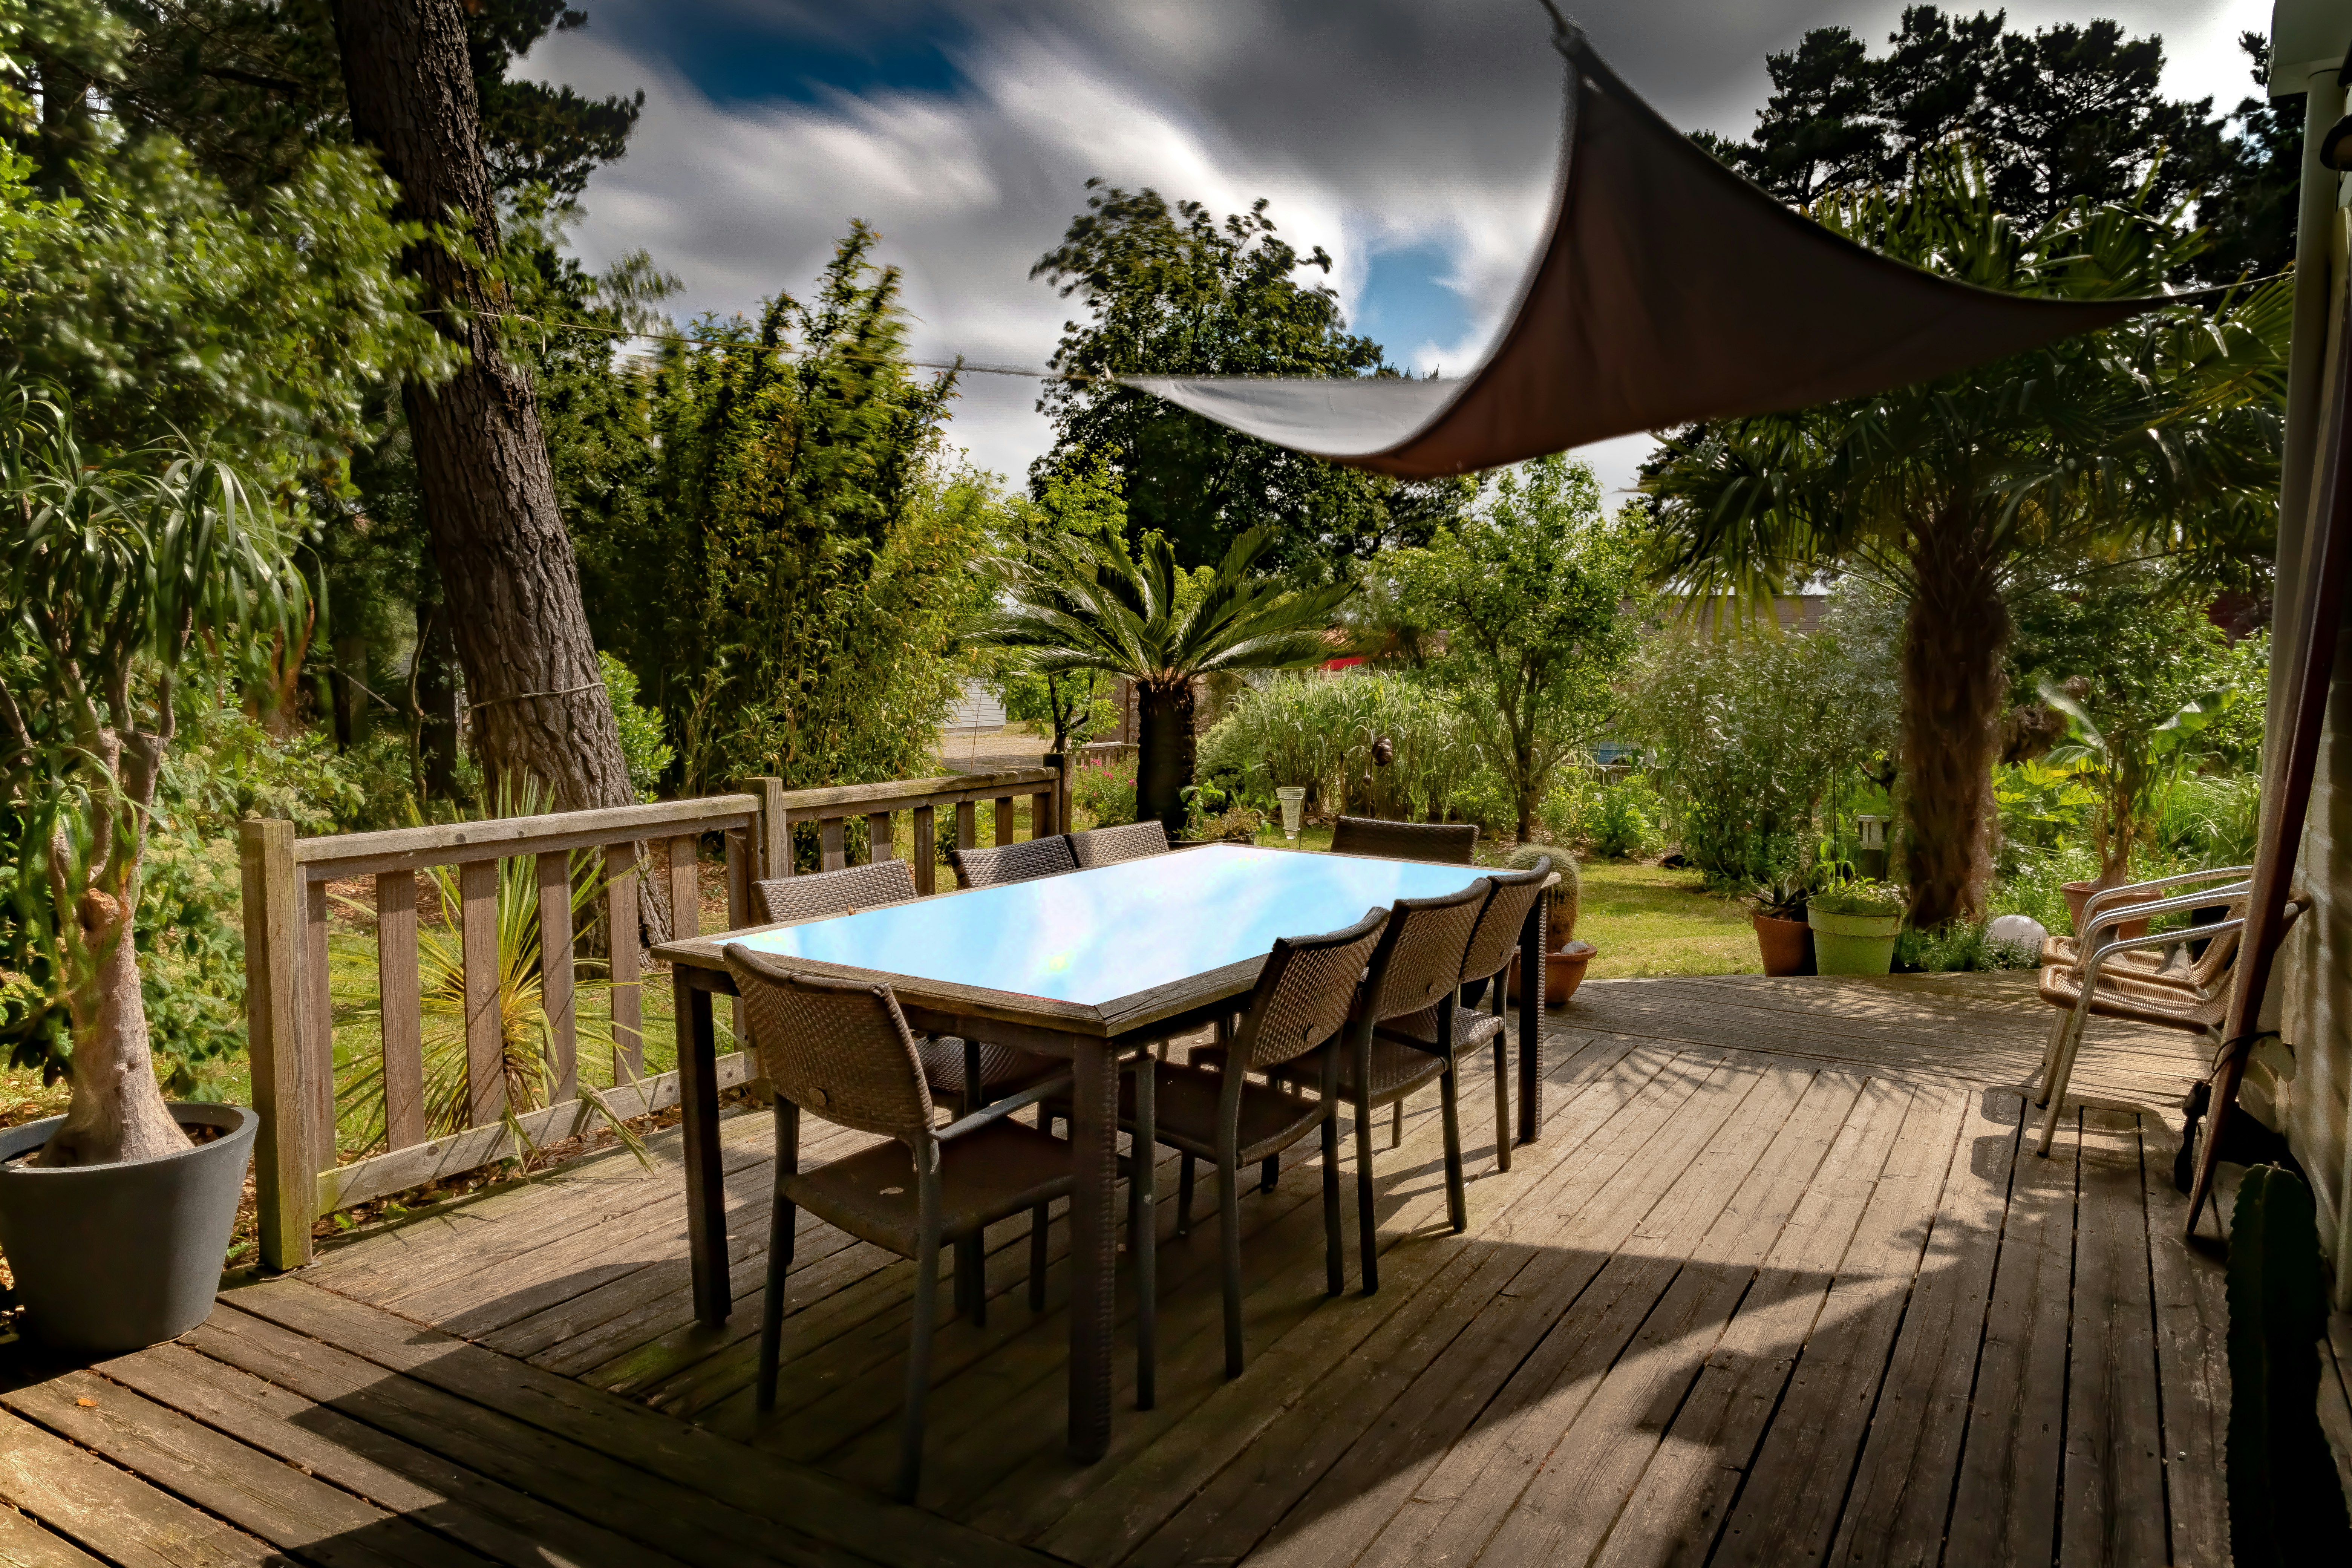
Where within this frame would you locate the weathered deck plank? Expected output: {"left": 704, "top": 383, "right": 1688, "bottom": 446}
{"left": 0, "top": 973, "right": 2297, "bottom": 1568}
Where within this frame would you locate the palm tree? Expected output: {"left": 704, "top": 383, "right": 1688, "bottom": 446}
{"left": 1645, "top": 150, "right": 2286, "bottom": 926}
{"left": 974, "top": 528, "right": 1352, "bottom": 831}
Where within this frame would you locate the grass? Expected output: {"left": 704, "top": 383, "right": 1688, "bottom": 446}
{"left": 1568, "top": 861, "right": 1761, "bottom": 979}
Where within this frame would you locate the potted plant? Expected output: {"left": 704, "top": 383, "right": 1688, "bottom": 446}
{"left": 0, "top": 386, "right": 282, "bottom": 1351}
{"left": 1504, "top": 846, "right": 1596, "bottom": 1004}
{"left": 1749, "top": 874, "right": 1815, "bottom": 976}
{"left": 1806, "top": 879, "right": 1910, "bottom": 975}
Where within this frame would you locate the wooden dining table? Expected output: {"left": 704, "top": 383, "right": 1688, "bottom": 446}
{"left": 651, "top": 842, "right": 1550, "bottom": 1462}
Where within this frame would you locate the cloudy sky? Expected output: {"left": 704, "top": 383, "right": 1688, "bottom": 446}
{"left": 521, "top": 0, "right": 2274, "bottom": 498}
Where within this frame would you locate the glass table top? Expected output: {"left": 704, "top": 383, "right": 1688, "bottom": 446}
{"left": 724, "top": 844, "right": 1491, "bottom": 1008}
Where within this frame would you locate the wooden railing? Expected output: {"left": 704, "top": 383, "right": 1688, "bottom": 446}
{"left": 239, "top": 764, "right": 1067, "bottom": 1272}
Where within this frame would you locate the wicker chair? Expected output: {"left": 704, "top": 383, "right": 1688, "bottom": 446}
{"left": 2036, "top": 867, "right": 2252, "bottom": 981}
{"left": 1329, "top": 815, "right": 1479, "bottom": 865}
{"left": 2031, "top": 889, "right": 2311, "bottom": 1159}
{"left": 1070, "top": 820, "right": 1171, "bottom": 868}
{"left": 1377, "top": 857, "right": 1551, "bottom": 1182}
{"left": 947, "top": 834, "right": 1079, "bottom": 889}
{"left": 722, "top": 948, "right": 1075, "bottom": 1501}
{"left": 752, "top": 861, "right": 1059, "bottom": 1116}
{"left": 1111, "top": 906, "right": 1388, "bottom": 1378}
{"left": 1260, "top": 880, "right": 1489, "bottom": 1292}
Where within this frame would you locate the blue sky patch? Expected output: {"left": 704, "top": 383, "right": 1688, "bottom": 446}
{"left": 592, "top": 3, "right": 969, "bottom": 106}
{"left": 1352, "top": 238, "right": 1473, "bottom": 368}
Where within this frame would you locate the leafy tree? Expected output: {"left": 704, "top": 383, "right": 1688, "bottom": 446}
{"left": 0, "top": 379, "right": 298, "bottom": 1165}
{"left": 986, "top": 457, "right": 1127, "bottom": 753}
{"left": 972, "top": 528, "right": 1352, "bottom": 832}
{"left": 592, "top": 226, "right": 996, "bottom": 795}
{"left": 2204, "top": 35, "right": 2305, "bottom": 285}
{"left": 1034, "top": 182, "right": 1470, "bottom": 581}
{"left": 1703, "top": 7, "right": 2229, "bottom": 242}
{"left": 1645, "top": 151, "right": 2287, "bottom": 926}
{"left": 84, "top": 0, "right": 639, "bottom": 203}
{"left": 1382, "top": 455, "right": 1640, "bottom": 842}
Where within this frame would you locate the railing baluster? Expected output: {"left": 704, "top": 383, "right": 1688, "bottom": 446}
{"left": 819, "top": 815, "right": 846, "bottom": 870}
{"left": 724, "top": 829, "right": 752, "bottom": 1049}
{"left": 668, "top": 835, "right": 700, "bottom": 940}
{"left": 377, "top": 871, "right": 425, "bottom": 1150}
{"left": 607, "top": 844, "right": 642, "bottom": 1078}
{"left": 303, "top": 876, "right": 335, "bottom": 1170}
{"left": 956, "top": 800, "right": 978, "bottom": 852}
{"left": 912, "top": 804, "right": 937, "bottom": 895}
{"left": 537, "top": 852, "right": 576, "bottom": 1106}
{"left": 1031, "top": 788, "right": 1056, "bottom": 841}
{"left": 867, "top": 810, "right": 894, "bottom": 863}
{"left": 994, "top": 795, "right": 1014, "bottom": 846}
{"left": 459, "top": 858, "right": 503, "bottom": 1130}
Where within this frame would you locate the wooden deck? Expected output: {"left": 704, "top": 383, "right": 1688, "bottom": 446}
{"left": 4, "top": 972, "right": 2347, "bottom": 1566}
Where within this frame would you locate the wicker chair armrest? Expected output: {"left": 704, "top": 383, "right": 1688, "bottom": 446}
{"left": 935, "top": 1071, "right": 1075, "bottom": 1142}
{"left": 2082, "top": 916, "right": 2245, "bottom": 992}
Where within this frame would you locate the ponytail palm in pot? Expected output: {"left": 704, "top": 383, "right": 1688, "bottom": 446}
{"left": 973, "top": 527, "right": 1351, "bottom": 833}
{"left": 0, "top": 383, "right": 292, "bottom": 1349}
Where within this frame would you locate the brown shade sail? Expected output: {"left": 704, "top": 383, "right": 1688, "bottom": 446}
{"left": 1122, "top": 26, "right": 2154, "bottom": 479}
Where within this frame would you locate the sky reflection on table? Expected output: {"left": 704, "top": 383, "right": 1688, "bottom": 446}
{"left": 726, "top": 844, "right": 1488, "bottom": 1007}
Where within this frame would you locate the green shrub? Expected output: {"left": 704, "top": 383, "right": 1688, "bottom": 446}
{"left": 1590, "top": 779, "right": 1661, "bottom": 860}
{"left": 1896, "top": 920, "right": 2039, "bottom": 972}
{"left": 2159, "top": 772, "right": 2260, "bottom": 869}
{"left": 1539, "top": 771, "right": 1594, "bottom": 844}
{"left": 1072, "top": 754, "right": 1137, "bottom": 827}
{"left": 1196, "top": 670, "right": 1484, "bottom": 824}
{"left": 601, "top": 651, "right": 675, "bottom": 802}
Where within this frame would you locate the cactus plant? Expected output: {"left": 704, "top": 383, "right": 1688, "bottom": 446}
{"left": 1506, "top": 844, "right": 1580, "bottom": 943}
{"left": 2225, "top": 1163, "right": 2352, "bottom": 1565}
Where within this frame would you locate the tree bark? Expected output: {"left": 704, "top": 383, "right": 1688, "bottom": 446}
{"left": 1135, "top": 678, "right": 1196, "bottom": 834}
{"left": 330, "top": 0, "right": 631, "bottom": 816}
{"left": 410, "top": 592, "right": 462, "bottom": 800}
{"left": 1901, "top": 518, "right": 2009, "bottom": 928}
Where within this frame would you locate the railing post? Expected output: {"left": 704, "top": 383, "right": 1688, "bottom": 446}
{"left": 745, "top": 776, "right": 787, "bottom": 880}
{"left": 1044, "top": 753, "right": 1070, "bottom": 835}
{"left": 239, "top": 819, "right": 314, "bottom": 1272}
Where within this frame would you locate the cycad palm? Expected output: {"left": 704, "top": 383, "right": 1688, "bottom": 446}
{"left": 974, "top": 527, "right": 1351, "bottom": 830}
{"left": 1645, "top": 150, "right": 2285, "bottom": 925}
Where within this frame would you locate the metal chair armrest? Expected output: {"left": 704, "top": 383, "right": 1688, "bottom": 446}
{"left": 2080, "top": 867, "right": 2252, "bottom": 926}
{"left": 935, "top": 1072, "right": 1076, "bottom": 1142}
{"left": 2083, "top": 881, "right": 2249, "bottom": 943}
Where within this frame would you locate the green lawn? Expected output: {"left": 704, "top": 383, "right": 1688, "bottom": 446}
{"left": 1570, "top": 860, "right": 1761, "bottom": 979}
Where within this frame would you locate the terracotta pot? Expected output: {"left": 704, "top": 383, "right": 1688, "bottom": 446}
{"left": 1508, "top": 941, "right": 1597, "bottom": 1006}
{"left": 1752, "top": 911, "right": 1814, "bottom": 977}
{"left": 2063, "top": 879, "right": 2150, "bottom": 942}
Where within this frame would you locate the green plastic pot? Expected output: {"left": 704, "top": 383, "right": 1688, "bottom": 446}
{"left": 1807, "top": 908, "right": 1902, "bottom": 975}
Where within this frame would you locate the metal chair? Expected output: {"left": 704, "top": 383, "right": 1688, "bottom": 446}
{"left": 1070, "top": 820, "right": 1170, "bottom": 868}
{"left": 1377, "top": 857, "right": 1551, "bottom": 1178}
{"left": 947, "top": 834, "right": 1079, "bottom": 888}
{"left": 2036, "top": 866, "right": 2253, "bottom": 979}
{"left": 1329, "top": 815, "right": 1479, "bottom": 864}
{"left": 722, "top": 948, "right": 1074, "bottom": 1502}
{"left": 1116, "top": 906, "right": 1389, "bottom": 1378}
{"left": 752, "top": 860, "right": 1058, "bottom": 1116}
{"left": 2031, "top": 889, "right": 2312, "bottom": 1158}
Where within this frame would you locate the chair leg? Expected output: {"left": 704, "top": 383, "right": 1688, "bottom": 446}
{"left": 956, "top": 1234, "right": 986, "bottom": 1327}
{"left": 2038, "top": 1001, "right": 2092, "bottom": 1158}
{"left": 2031, "top": 1009, "right": 2070, "bottom": 1106}
{"left": 1261, "top": 1155, "right": 1279, "bottom": 1193}
{"left": 1321, "top": 1115, "right": 1343, "bottom": 1297}
{"left": 1132, "top": 1054, "right": 1157, "bottom": 1412}
{"left": 1355, "top": 1086, "right": 1380, "bottom": 1295}
{"left": 1391, "top": 1098, "right": 1403, "bottom": 1149}
{"left": 757, "top": 1195, "right": 795, "bottom": 1411}
{"left": 1177, "top": 1153, "right": 1196, "bottom": 1237}
{"left": 964, "top": 1038, "right": 987, "bottom": 1109}
{"left": 1028, "top": 1205, "right": 1049, "bottom": 1312}
{"left": 1439, "top": 1064, "right": 1467, "bottom": 1233}
{"left": 898, "top": 1228, "right": 939, "bottom": 1503}
{"left": 1491, "top": 1036, "right": 1512, "bottom": 1173}
{"left": 1220, "top": 1149, "right": 1246, "bottom": 1378}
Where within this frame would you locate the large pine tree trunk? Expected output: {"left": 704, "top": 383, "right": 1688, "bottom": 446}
{"left": 330, "top": 0, "right": 631, "bottom": 818}
{"left": 1135, "top": 678, "right": 1196, "bottom": 834}
{"left": 1901, "top": 518, "right": 2010, "bottom": 928}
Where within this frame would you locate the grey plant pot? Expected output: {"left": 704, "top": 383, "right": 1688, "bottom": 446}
{"left": 0, "top": 1102, "right": 256, "bottom": 1351}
